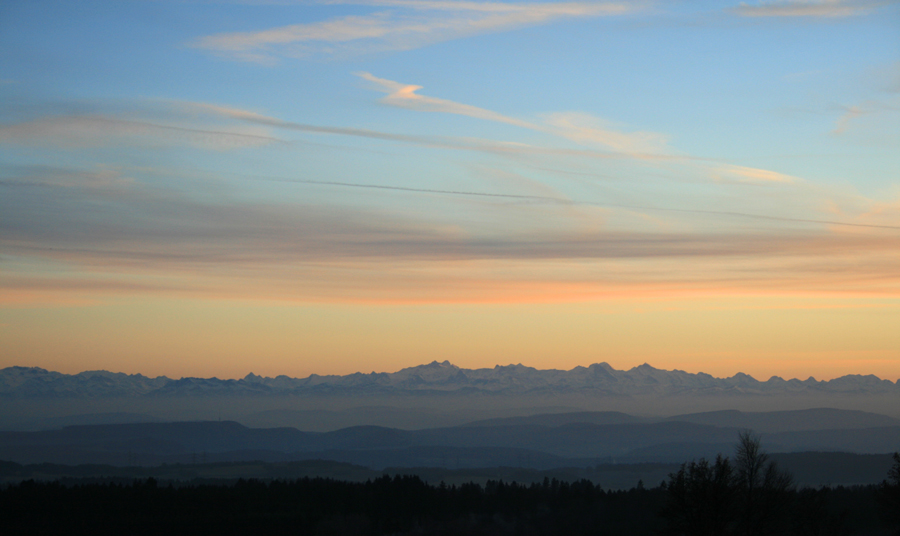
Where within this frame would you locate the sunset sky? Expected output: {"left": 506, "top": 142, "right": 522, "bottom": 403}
{"left": 1, "top": 0, "right": 898, "bottom": 381}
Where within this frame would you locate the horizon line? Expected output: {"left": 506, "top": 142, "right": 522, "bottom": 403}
{"left": 3, "top": 361, "right": 896, "bottom": 384}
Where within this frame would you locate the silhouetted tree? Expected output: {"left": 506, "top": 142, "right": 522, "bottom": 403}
{"left": 661, "top": 454, "right": 736, "bottom": 536}
{"left": 734, "top": 431, "right": 794, "bottom": 536}
{"left": 881, "top": 452, "right": 900, "bottom": 535}
{"left": 662, "top": 432, "right": 794, "bottom": 536}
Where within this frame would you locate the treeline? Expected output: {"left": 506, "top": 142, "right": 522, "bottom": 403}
{"left": 3, "top": 475, "right": 665, "bottom": 535}
{"left": 0, "top": 473, "right": 896, "bottom": 535}
{"left": 1, "top": 435, "right": 898, "bottom": 536}
{"left": 660, "top": 433, "right": 898, "bottom": 535}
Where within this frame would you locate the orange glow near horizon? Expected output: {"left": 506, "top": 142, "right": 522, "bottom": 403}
{"left": 4, "top": 251, "right": 900, "bottom": 306}
{"left": 2, "top": 295, "right": 898, "bottom": 382}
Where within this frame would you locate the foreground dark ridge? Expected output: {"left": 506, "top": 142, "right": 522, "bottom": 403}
{"left": 1, "top": 452, "right": 896, "bottom": 489}
{"left": 2, "top": 362, "right": 898, "bottom": 398}
{"left": 4, "top": 434, "right": 899, "bottom": 534}
{"left": 2, "top": 474, "right": 895, "bottom": 535}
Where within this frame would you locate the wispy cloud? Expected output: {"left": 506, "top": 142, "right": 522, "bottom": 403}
{"left": 187, "top": 81, "right": 806, "bottom": 198}
{"left": 357, "top": 71, "right": 536, "bottom": 128}
{"left": 711, "top": 164, "right": 798, "bottom": 184}
{"left": 832, "top": 104, "right": 867, "bottom": 135}
{"left": 830, "top": 97, "right": 900, "bottom": 145}
{"left": 542, "top": 112, "right": 669, "bottom": 154}
{"left": 183, "top": 97, "right": 673, "bottom": 162}
{"left": 352, "top": 73, "right": 816, "bottom": 191}
{"left": 185, "top": 99, "right": 547, "bottom": 154}
{"left": 357, "top": 72, "right": 672, "bottom": 155}
{"left": 193, "top": 1, "right": 640, "bottom": 61}
{"left": 732, "top": 0, "right": 892, "bottom": 18}
{"left": 0, "top": 114, "right": 280, "bottom": 151}
{"left": 1, "top": 94, "right": 807, "bottom": 203}
{"left": 0, "top": 167, "right": 874, "bottom": 264}
{"left": 0, "top": 97, "right": 670, "bottom": 165}
{"left": 2, "top": 152, "right": 899, "bottom": 307}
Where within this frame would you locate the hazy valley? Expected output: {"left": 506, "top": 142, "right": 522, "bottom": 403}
{"left": 2, "top": 362, "right": 899, "bottom": 490}
{"left": 3, "top": 361, "right": 898, "bottom": 432}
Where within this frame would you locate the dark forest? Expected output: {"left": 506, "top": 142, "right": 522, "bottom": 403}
{"left": 3, "top": 450, "right": 899, "bottom": 536}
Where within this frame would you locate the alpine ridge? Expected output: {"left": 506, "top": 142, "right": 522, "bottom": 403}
{"left": 2, "top": 362, "right": 897, "bottom": 399}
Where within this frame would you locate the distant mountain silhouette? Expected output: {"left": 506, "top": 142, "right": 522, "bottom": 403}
{"left": 3, "top": 364, "right": 898, "bottom": 432}
{"left": 2, "top": 362, "right": 897, "bottom": 399}
{"left": 2, "top": 417, "right": 898, "bottom": 468}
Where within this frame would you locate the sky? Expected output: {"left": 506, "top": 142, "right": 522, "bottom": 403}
{"left": 1, "top": 0, "right": 899, "bottom": 381}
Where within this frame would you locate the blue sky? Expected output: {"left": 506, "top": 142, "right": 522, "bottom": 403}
{"left": 1, "top": 0, "right": 899, "bottom": 379}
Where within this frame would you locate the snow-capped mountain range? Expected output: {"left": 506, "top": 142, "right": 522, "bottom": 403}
{"left": 1, "top": 361, "right": 897, "bottom": 399}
